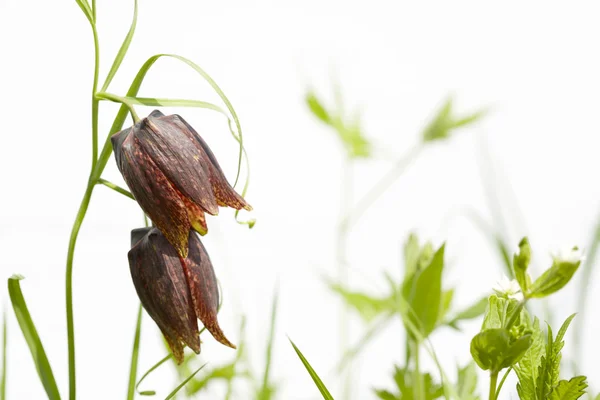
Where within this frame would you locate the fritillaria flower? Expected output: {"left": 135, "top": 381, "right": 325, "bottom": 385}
{"left": 128, "top": 227, "right": 234, "bottom": 363}
{"left": 112, "top": 110, "right": 252, "bottom": 257}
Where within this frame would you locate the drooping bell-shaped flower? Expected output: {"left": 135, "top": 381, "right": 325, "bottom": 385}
{"left": 112, "top": 110, "right": 252, "bottom": 257}
{"left": 128, "top": 227, "right": 234, "bottom": 363}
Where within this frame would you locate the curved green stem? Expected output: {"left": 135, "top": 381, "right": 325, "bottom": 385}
{"left": 66, "top": 179, "right": 95, "bottom": 400}
{"left": 97, "top": 178, "right": 134, "bottom": 200}
{"left": 95, "top": 92, "right": 140, "bottom": 122}
{"left": 494, "top": 367, "right": 512, "bottom": 400}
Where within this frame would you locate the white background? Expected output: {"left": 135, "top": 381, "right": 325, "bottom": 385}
{"left": 1, "top": 1, "right": 600, "bottom": 399}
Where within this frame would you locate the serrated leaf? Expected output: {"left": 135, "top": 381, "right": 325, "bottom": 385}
{"left": 447, "top": 297, "right": 488, "bottom": 329}
{"left": 549, "top": 376, "right": 588, "bottom": 400}
{"left": 405, "top": 245, "right": 445, "bottom": 337}
{"left": 515, "top": 318, "right": 544, "bottom": 400}
{"left": 289, "top": 339, "right": 334, "bottom": 400}
{"left": 329, "top": 284, "right": 394, "bottom": 322}
{"left": 8, "top": 275, "right": 61, "bottom": 400}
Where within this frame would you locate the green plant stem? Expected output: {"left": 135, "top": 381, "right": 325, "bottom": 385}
{"left": 91, "top": 23, "right": 100, "bottom": 170}
{"left": 97, "top": 178, "right": 134, "bottom": 200}
{"left": 341, "top": 144, "right": 422, "bottom": 229}
{"left": 66, "top": 179, "right": 94, "bottom": 400}
{"left": 494, "top": 367, "right": 512, "bottom": 400}
{"left": 95, "top": 92, "right": 140, "bottom": 122}
{"left": 412, "top": 341, "right": 424, "bottom": 400}
{"left": 488, "top": 371, "right": 498, "bottom": 400}
{"left": 337, "top": 157, "right": 353, "bottom": 400}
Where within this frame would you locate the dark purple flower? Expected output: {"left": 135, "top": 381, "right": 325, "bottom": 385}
{"left": 128, "top": 227, "right": 234, "bottom": 363}
{"left": 112, "top": 110, "right": 251, "bottom": 257}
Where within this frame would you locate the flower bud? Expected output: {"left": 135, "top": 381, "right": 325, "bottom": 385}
{"left": 113, "top": 110, "right": 252, "bottom": 257}
{"left": 128, "top": 227, "right": 234, "bottom": 363}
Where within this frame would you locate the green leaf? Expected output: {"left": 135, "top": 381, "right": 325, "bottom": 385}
{"left": 439, "top": 289, "right": 455, "bottom": 323}
{"left": 306, "top": 91, "right": 332, "bottom": 125}
{"left": 515, "top": 318, "right": 544, "bottom": 400}
{"left": 329, "top": 284, "right": 394, "bottom": 322}
{"left": 447, "top": 297, "right": 488, "bottom": 329}
{"left": 126, "top": 304, "right": 143, "bottom": 400}
{"left": 101, "top": 0, "right": 137, "bottom": 91}
{"left": 421, "top": 97, "right": 486, "bottom": 142}
{"left": 185, "top": 363, "right": 236, "bottom": 394}
{"left": 456, "top": 363, "right": 479, "bottom": 400}
{"left": 74, "top": 0, "right": 94, "bottom": 25}
{"left": 549, "top": 376, "right": 588, "bottom": 400}
{"left": 257, "top": 288, "right": 279, "bottom": 400}
{"left": 7, "top": 275, "right": 61, "bottom": 400}
{"left": 405, "top": 244, "right": 446, "bottom": 337}
{"left": 536, "top": 315, "right": 576, "bottom": 400}
{"left": 374, "top": 366, "right": 445, "bottom": 400}
{"left": 513, "top": 237, "right": 532, "bottom": 294}
{"left": 135, "top": 354, "right": 172, "bottom": 396}
{"left": 470, "top": 328, "right": 532, "bottom": 372}
{"left": 288, "top": 339, "right": 334, "bottom": 400}
{"left": 403, "top": 233, "right": 421, "bottom": 279}
{"left": 529, "top": 260, "right": 581, "bottom": 298}
{"left": 164, "top": 363, "right": 206, "bottom": 400}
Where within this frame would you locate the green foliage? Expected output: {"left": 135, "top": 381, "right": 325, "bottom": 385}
{"left": 456, "top": 363, "right": 480, "bottom": 400}
{"left": 329, "top": 284, "right": 395, "bottom": 323}
{"left": 529, "top": 259, "right": 581, "bottom": 298}
{"left": 403, "top": 244, "right": 446, "bottom": 338}
{"left": 513, "top": 237, "right": 532, "bottom": 294}
{"left": 470, "top": 328, "right": 532, "bottom": 372}
{"left": 289, "top": 339, "right": 334, "bottom": 400}
{"left": 515, "top": 318, "right": 545, "bottom": 399}
{"left": 374, "top": 366, "right": 443, "bottom": 400}
{"left": 446, "top": 297, "right": 488, "bottom": 330}
{"left": 7, "top": 275, "right": 61, "bottom": 400}
{"left": 164, "top": 364, "right": 206, "bottom": 400}
{"left": 548, "top": 377, "right": 588, "bottom": 400}
{"left": 256, "top": 289, "right": 279, "bottom": 400}
{"left": 421, "top": 97, "right": 486, "bottom": 142}
{"left": 126, "top": 304, "right": 143, "bottom": 400}
{"left": 513, "top": 314, "right": 587, "bottom": 400}
{"left": 305, "top": 90, "right": 370, "bottom": 158}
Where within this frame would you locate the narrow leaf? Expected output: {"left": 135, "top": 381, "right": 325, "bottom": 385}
{"left": 257, "top": 288, "right": 279, "bottom": 400}
{"left": 136, "top": 354, "right": 172, "bottom": 396}
{"left": 101, "top": 0, "right": 138, "bottom": 91}
{"left": 7, "top": 275, "right": 61, "bottom": 400}
{"left": 288, "top": 339, "right": 334, "bottom": 400}
{"left": 74, "top": 0, "right": 94, "bottom": 25}
{"left": 306, "top": 91, "right": 331, "bottom": 124}
{"left": 164, "top": 363, "right": 207, "bottom": 400}
{"left": 447, "top": 297, "right": 488, "bottom": 329}
{"left": 126, "top": 304, "right": 143, "bottom": 400}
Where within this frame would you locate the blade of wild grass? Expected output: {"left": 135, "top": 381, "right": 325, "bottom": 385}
{"left": 136, "top": 354, "right": 172, "bottom": 396}
{"left": 288, "top": 339, "right": 334, "bottom": 400}
{"left": 1, "top": 311, "right": 6, "bottom": 400}
{"left": 7, "top": 275, "right": 61, "bottom": 400}
{"left": 574, "top": 217, "right": 600, "bottom": 371}
{"left": 164, "top": 363, "right": 207, "bottom": 400}
{"left": 100, "top": 0, "right": 137, "bottom": 92}
{"left": 126, "top": 304, "right": 143, "bottom": 400}
{"left": 257, "top": 288, "right": 279, "bottom": 399}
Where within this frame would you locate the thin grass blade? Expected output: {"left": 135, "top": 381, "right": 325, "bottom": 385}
{"left": 164, "top": 363, "right": 207, "bottom": 400}
{"left": 288, "top": 339, "right": 334, "bottom": 400}
{"left": 257, "top": 288, "right": 279, "bottom": 399}
{"left": 126, "top": 304, "right": 143, "bottom": 400}
{"left": 135, "top": 354, "right": 172, "bottom": 396}
{"left": 7, "top": 275, "right": 61, "bottom": 400}
{"left": 101, "top": 0, "right": 138, "bottom": 91}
